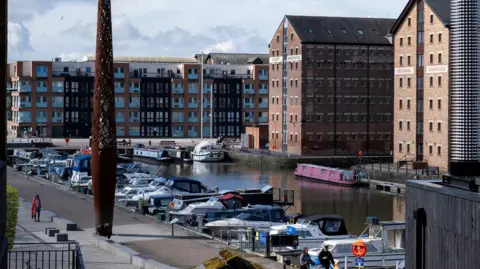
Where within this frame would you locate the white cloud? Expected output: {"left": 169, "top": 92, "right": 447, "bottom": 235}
{"left": 7, "top": 0, "right": 409, "bottom": 61}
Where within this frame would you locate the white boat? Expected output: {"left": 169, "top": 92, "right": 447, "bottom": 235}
{"left": 204, "top": 205, "right": 286, "bottom": 237}
{"left": 192, "top": 141, "right": 224, "bottom": 162}
{"left": 308, "top": 218, "right": 405, "bottom": 268}
{"left": 269, "top": 215, "right": 356, "bottom": 249}
{"left": 115, "top": 186, "right": 157, "bottom": 201}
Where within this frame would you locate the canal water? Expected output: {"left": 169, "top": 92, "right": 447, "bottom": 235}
{"left": 145, "top": 162, "right": 405, "bottom": 235}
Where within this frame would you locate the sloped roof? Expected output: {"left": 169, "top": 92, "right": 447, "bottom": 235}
{"left": 285, "top": 15, "right": 395, "bottom": 45}
{"left": 83, "top": 56, "right": 197, "bottom": 63}
{"left": 390, "top": 0, "right": 451, "bottom": 35}
{"left": 206, "top": 53, "right": 269, "bottom": 65}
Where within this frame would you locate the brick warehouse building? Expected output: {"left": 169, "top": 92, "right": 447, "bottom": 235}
{"left": 7, "top": 53, "right": 269, "bottom": 138}
{"left": 390, "top": 0, "right": 450, "bottom": 171}
{"left": 268, "top": 15, "right": 395, "bottom": 156}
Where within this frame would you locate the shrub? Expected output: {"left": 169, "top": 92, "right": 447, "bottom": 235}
{"left": 6, "top": 185, "right": 19, "bottom": 251}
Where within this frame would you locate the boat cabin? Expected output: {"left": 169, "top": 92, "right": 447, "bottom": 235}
{"left": 165, "top": 177, "right": 208, "bottom": 193}
{"left": 234, "top": 205, "right": 286, "bottom": 222}
{"left": 273, "top": 214, "right": 349, "bottom": 237}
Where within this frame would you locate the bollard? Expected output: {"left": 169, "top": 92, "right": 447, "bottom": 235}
{"left": 251, "top": 228, "right": 256, "bottom": 252}
{"left": 171, "top": 223, "right": 174, "bottom": 237}
{"left": 344, "top": 256, "right": 347, "bottom": 269}
{"left": 197, "top": 216, "right": 204, "bottom": 231}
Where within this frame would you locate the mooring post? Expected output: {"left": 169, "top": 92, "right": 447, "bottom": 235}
{"left": 91, "top": 0, "right": 117, "bottom": 238}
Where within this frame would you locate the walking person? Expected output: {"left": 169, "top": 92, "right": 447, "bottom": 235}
{"left": 299, "top": 247, "right": 314, "bottom": 269}
{"left": 31, "top": 195, "right": 42, "bottom": 222}
{"left": 318, "top": 245, "right": 335, "bottom": 269}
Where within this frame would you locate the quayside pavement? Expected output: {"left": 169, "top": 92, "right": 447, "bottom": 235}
{"left": 14, "top": 203, "right": 139, "bottom": 269}
{"left": 8, "top": 168, "right": 278, "bottom": 268}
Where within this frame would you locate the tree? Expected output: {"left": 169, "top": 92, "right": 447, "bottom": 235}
{"left": 6, "top": 185, "right": 19, "bottom": 251}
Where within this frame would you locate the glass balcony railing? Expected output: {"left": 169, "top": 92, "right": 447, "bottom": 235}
{"left": 52, "top": 117, "right": 63, "bottom": 123}
{"left": 172, "top": 117, "right": 184, "bottom": 123}
{"left": 116, "top": 116, "right": 125, "bottom": 123}
{"left": 52, "top": 83, "right": 64, "bottom": 92}
{"left": 259, "top": 72, "right": 268, "bottom": 80}
{"left": 244, "top": 103, "right": 255, "bottom": 109}
{"left": 115, "top": 100, "right": 125, "bottom": 108}
{"left": 188, "top": 117, "right": 198, "bottom": 123}
{"left": 115, "top": 86, "right": 124, "bottom": 93}
{"left": 203, "top": 102, "right": 211, "bottom": 108}
{"left": 259, "top": 117, "right": 268, "bottom": 123}
{"left": 259, "top": 88, "right": 268, "bottom": 94}
{"left": 18, "top": 83, "right": 31, "bottom": 92}
{"left": 188, "top": 87, "right": 198, "bottom": 94}
{"left": 244, "top": 88, "right": 254, "bottom": 94}
{"left": 203, "top": 86, "right": 212, "bottom": 94}
{"left": 36, "top": 102, "right": 48, "bottom": 108}
{"left": 244, "top": 117, "right": 254, "bottom": 123}
{"left": 188, "top": 73, "right": 198, "bottom": 79}
{"left": 129, "top": 102, "right": 140, "bottom": 108}
{"left": 52, "top": 101, "right": 64, "bottom": 108}
{"left": 114, "top": 72, "right": 124, "bottom": 79}
{"left": 188, "top": 103, "right": 198, "bottom": 108}
{"left": 36, "top": 117, "right": 48, "bottom": 123}
{"left": 36, "top": 85, "right": 48, "bottom": 92}
{"left": 18, "top": 116, "right": 32, "bottom": 123}
{"left": 129, "top": 85, "right": 140, "bottom": 93}
{"left": 259, "top": 103, "right": 268, "bottom": 109}
{"left": 188, "top": 130, "right": 198, "bottom": 137}
{"left": 18, "top": 101, "right": 32, "bottom": 108}
{"left": 172, "top": 102, "right": 184, "bottom": 108}
{"left": 203, "top": 116, "right": 211, "bottom": 122}
{"left": 36, "top": 68, "right": 48, "bottom": 78}
{"left": 172, "top": 129, "right": 184, "bottom": 137}
{"left": 173, "top": 85, "right": 184, "bottom": 94}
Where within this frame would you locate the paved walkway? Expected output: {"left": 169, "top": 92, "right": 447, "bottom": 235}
{"left": 14, "top": 201, "right": 139, "bottom": 269}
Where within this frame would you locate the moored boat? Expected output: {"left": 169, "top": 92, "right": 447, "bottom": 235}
{"left": 133, "top": 148, "right": 173, "bottom": 164}
{"left": 192, "top": 141, "right": 224, "bottom": 162}
{"left": 294, "top": 164, "right": 360, "bottom": 186}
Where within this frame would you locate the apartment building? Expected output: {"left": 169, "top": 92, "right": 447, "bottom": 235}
{"left": 268, "top": 15, "right": 395, "bottom": 156}
{"left": 7, "top": 53, "right": 269, "bottom": 138}
{"left": 390, "top": 0, "right": 450, "bottom": 170}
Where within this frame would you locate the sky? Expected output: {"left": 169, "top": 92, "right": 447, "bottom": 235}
{"left": 7, "top": 0, "right": 408, "bottom": 62}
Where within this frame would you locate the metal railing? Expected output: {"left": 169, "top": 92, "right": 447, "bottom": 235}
{"left": 7, "top": 242, "right": 84, "bottom": 269}
{"left": 7, "top": 138, "right": 52, "bottom": 144}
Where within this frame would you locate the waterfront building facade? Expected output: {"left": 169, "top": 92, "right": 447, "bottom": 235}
{"left": 7, "top": 53, "right": 269, "bottom": 138}
{"left": 390, "top": 0, "right": 450, "bottom": 171}
{"left": 268, "top": 15, "right": 395, "bottom": 156}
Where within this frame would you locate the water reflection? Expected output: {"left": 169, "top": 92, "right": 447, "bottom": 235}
{"left": 144, "top": 162, "right": 405, "bottom": 234}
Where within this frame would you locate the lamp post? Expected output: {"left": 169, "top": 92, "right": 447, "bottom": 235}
{"left": 0, "top": 0, "right": 7, "bottom": 265}
{"left": 91, "top": 0, "right": 117, "bottom": 238}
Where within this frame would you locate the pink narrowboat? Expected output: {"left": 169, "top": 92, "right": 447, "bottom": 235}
{"left": 294, "top": 164, "right": 360, "bottom": 186}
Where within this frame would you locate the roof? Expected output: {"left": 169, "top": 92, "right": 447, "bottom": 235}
{"left": 206, "top": 53, "right": 269, "bottom": 65}
{"left": 83, "top": 56, "right": 197, "bottom": 63}
{"left": 303, "top": 214, "right": 345, "bottom": 222}
{"left": 390, "top": 0, "right": 451, "bottom": 35}
{"left": 285, "top": 15, "right": 395, "bottom": 45}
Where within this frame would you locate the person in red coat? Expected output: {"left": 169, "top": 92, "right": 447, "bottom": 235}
{"left": 31, "top": 195, "right": 42, "bottom": 222}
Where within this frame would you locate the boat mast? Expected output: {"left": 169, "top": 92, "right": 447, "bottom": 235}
{"left": 200, "top": 52, "right": 204, "bottom": 140}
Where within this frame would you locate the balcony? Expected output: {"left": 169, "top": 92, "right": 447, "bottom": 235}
{"left": 244, "top": 117, "right": 254, "bottom": 123}
{"left": 36, "top": 102, "right": 48, "bottom": 108}
{"left": 203, "top": 102, "right": 211, "bottom": 108}
{"left": 203, "top": 85, "right": 212, "bottom": 94}
{"left": 129, "top": 116, "right": 140, "bottom": 123}
{"left": 115, "top": 100, "right": 125, "bottom": 108}
{"left": 172, "top": 117, "right": 184, "bottom": 123}
{"left": 188, "top": 117, "right": 198, "bottom": 123}
{"left": 18, "top": 83, "right": 31, "bottom": 93}
{"left": 129, "top": 128, "right": 140, "bottom": 136}
{"left": 129, "top": 102, "right": 140, "bottom": 108}
{"left": 244, "top": 103, "right": 255, "bottom": 109}
{"left": 52, "top": 100, "right": 64, "bottom": 108}
{"left": 188, "top": 86, "right": 198, "bottom": 94}
{"left": 52, "top": 116, "right": 63, "bottom": 123}
{"left": 203, "top": 128, "right": 211, "bottom": 137}
{"left": 36, "top": 66, "right": 48, "bottom": 77}
{"left": 259, "top": 103, "right": 268, "bottom": 109}
{"left": 188, "top": 130, "right": 198, "bottom": 137}
{"left": 259, "top": 116, "right": 268, "bottom": 123}
{"left": 18, "top": 116, "right": 32, "bottom": 123}
{"left": 172, "top": 129, "right": 184, "bottom": 137}
{"left": 172, "top": 102, "right": 184, "bottom": 109}
{"left": 36, "top": 84, "right": 48, "bottom": 93}
{"left": 173, "top": 85, "right": 184, "bottom": 94}
{"left": 203, "top": 116, "right": 211, "bottom": 122}
{"left": 117, "top": 127, "right": 125, "bottom": 136}
{"left": 114, "top": 72, "right": 124, "bottom": 79}
{"left": 36, "top": 117, "right": 48, "bottom": 123}
{"left": 116, "top": 116, "right": 125, "bottom": 123}
{"left": 188, "top": 103, "right": 198, "bottom": 109}
{"left": 243, "top": 86, "right": 254, "bottom": 95}
{"left": 259, "top": 88, "right": 268, "bottom": 95}
{"left": 18, "top": 101, "right": 32, "bottom": 108}
{"left": 129, "top": 84, "right": 140, "bottom": 93}
{"left": 115, "top": 85, "right": 125, "bottom": 93}
{"left": 52, "top": 82, "right": 64, "bottom": 93}
{"left": 188, "top": 73, "right": 198, "bottom": 80}
{"left": 259, "top": 73, "right": 268, "bottom": 80}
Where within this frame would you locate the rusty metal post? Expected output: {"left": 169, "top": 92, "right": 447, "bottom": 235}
{"left": 0, "top": 0, "right": 7, "bottom": 265}
{"left": 91, "top": 0, "right": 117, "bottom": 238}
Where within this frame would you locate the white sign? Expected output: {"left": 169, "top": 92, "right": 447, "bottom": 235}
{"left": 426, "top": 65, "right": 448, "bottom": 74}
{"left": 394, "top": 67, "right": 415, "bottom": 75}
{"left": 287, "top": 55, "right": 302, "bottom": 62}
{"left": 269, "top": 57, "right": 282, "bottom": 64}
